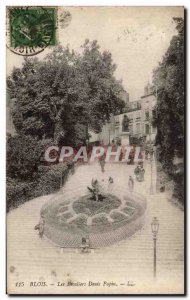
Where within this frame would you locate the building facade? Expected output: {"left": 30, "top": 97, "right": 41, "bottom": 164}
{"left": 124, "top": 83, "right": 157, "bottom": 143}
{"left": 89, "top": 83, "right": 157, "bottom": 145}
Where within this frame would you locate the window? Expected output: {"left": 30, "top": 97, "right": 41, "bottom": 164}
{"left": 136, "top": 123, "right": 140, "bottom": 134}
{"left": 152, "top": 108, "right": 156, "bottom": 119}
{"left": 132, "top": 103, "right": 137, "bottom": 109}
{"left": 115, "top": 127, "right": 119, "bottom": 137}
{"left": 129, "top": 125, "right": 133, "bottom": 135}
{"left": 137, "top": 102, "right": 141, "bottom": 110}
{"left": 136, "top": 111, "right": 141, "bottom": 120}
{"left": 152, "top": 125, "right": 156, "bottom": 133}
{"left": 145, "top": 124, "right": 150, "bottom": 134}
{"left": 145, "top": 110, "right": 149, "bottom": 120}
{"left": 128, "top": 114, "right": 133, "bottom": 122}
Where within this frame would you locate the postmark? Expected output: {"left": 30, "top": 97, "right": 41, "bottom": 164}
{"left": 59, "top": 10, "right": 72, "bottom": 29}
{"left": 6, "top": 6, "right": 57, "bottom": 56}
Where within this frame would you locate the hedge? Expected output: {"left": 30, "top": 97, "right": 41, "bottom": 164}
{"left": 7, "top": 162, "right": 74, "bottom": 212}
{"left": 172, "top": 171, "right": 184, "bottom": 205}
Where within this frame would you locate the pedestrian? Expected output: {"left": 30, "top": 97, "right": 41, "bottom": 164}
{"left": 39, "top": 218, "right": 45, "bottom": 238}
{"left": 109, "top": 177, "right": 113, "bottom": 184}
{"left": 134, "top": 165, "right": 140, "bottom": 181}
{"left": 34, "top": 217, "right": 45, "bottom": 238}
{"left": 140, "top": 165, "right": 145, "bottom": 182}
{"left": 99, "top": 155, "right": 105, "bottom": 173}
{"left": 145, "top": 150, "right": 148, "bottom": 160}
{"left": 81, "top": 237, "right": 90, "bottom": 253}
{"left": 128, "top": 176, "right": 134, "bottom": 192}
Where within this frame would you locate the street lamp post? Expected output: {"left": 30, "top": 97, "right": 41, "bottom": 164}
{"left": 60, "top": 171, "right": 64, "bottom": 193}
{"left": 151, "top": 217, "right": 159, "bottom": 278}
{"left": 60, "top": 171, "right": 62, "bottom": 190}
{"left": 86, "top": 138, "right": 89, "bottom": 149}
{"left": 148, "top": 113, "right": 154, "bottom": 195}
{"left": 150, "top": 145, "right": 154, "bottom": 194}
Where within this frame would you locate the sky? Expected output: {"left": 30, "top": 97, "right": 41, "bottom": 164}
{"left": 6, "top": 6, "right": 184, "bottom": 101}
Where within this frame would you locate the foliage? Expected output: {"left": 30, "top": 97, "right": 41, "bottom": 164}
{"left": 122, "top": 206, "right": 135, "bottom": 216}
{"left": 59, "top": 212, "right": 73, "bottom": 220}
{"left": 35, "top": 163, "right": 70, "bottom": 195}
{"left": 72, "top": 215, "right": 87, "bottom": 226}
{"left": 6, "top": 40, "right": 125, "bottom": 209}
{"left": 73, "top": 194, "right": 121, "bottom": 216}
{"left": 6, "top": 177, "right": 36, "bottom": 211}
{"left": 92, "top": 216, "right": 110, "bottom": 225}
{"left": 110, "top": 212, "right": 126, "bottom": 222}
{"left": 152, "top": 18, "right": 184, "bottom": 202}
{"left": 7, "top": 135, "right": 41, "bottom": 180}
{"left": 7, "top": 41, "right": 125, "bottom": 145}
{"left": 152, "top": 18, "right": 184, "bottom": 168}
{"left": 129, "top": 136, "right": 144, "bottom": 146}
{"left": 6, "top": 163, "right": 72, "bottom": 211}
{"left": 172, "top": 171, "right": 184, "bottom": 204}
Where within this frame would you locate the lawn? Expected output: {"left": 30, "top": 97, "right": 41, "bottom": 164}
{"left": 72, "top": 194, "right": 121, "bottom": 216}
{"left": 41, "top": 192, "right": 144, "bottom": 239}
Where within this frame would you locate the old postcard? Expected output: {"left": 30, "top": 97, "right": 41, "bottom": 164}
{"left": 6, "top": 6, "right": 185, "bottom": 294}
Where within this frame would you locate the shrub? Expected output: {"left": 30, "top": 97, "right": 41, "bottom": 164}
{"left": 7, "top": 135, "right": 41, "bottom": 180}
{"left": 34, "top": 163, "right": 71, "bottom": 196}
{"left": 172, "top": 171, "right": 184, "bottom": 205}
{"left": 7, "top": 162, "right": 74, "bottom": 211}
{"left": 7, "top": 177, "right": 36, "bottom": 211}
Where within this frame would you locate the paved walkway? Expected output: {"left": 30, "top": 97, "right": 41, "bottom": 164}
{"left": 7, "top": 160, "right": 184, "bottom": 294}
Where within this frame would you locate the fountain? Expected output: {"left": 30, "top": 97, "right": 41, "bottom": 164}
{"left": 39, "top": 175, "right": 147, "bottom": 248}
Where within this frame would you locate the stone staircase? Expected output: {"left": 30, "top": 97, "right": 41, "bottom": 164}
{"left": 7, "top": 161, "right": 184, "bottom": 293}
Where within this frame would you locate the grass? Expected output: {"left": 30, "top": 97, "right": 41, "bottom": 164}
{"left": 110, "top": 212, "right": 127, "bottom": 222}
{"left": 122, "top": 206, "right": 135, "bottom": 216}
{"left": 92, "top": 216, "right": 110, "bottom": 225}
{"left": 72, "top": 194, "right": 121, "bottom": 216}
{"left": 58, "top": 206, "right": 69, "bottom": 214}
{"left": 72, "top": 215, "right": 87, "bottom": 226}
{"left": 59, "top": 212, "right": 73, "bottom": 220}
{"left": 41, "top": 193, "right": 143, "bottom": 237}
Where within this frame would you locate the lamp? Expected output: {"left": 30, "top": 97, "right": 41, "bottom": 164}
{"left": 151, "top": 217, "right": 159, "bottom": 238}
{"left": 151, "top": 217, "right": 159, "bottom": 278}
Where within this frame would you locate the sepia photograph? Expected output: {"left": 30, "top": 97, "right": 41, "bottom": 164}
{"left": 6, "top": 6, "right": 185, "bottom": 295}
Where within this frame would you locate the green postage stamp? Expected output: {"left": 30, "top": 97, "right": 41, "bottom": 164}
{"left": 7, "top": 6, "right": 57, "bottom": 56}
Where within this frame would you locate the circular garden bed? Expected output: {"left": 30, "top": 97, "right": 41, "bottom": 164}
{"left": 41, "top": 191, "right": 146, "bottom": 248}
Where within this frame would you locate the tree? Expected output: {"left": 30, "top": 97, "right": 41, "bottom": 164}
{"left": 78, "top": 40, "right": 125, "bottom": 132}
{"left": 152, "top": 18, "right": 184, "bottom": 202}
{"left": 7, "top": 41, "right": 125, "bottom": 146}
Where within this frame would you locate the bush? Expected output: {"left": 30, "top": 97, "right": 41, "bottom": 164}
{"left": 34, "top": 163, "right": 71, "bottom": 196}
{"left": 7, "top": 162, "right": 74, "bottom": 212}
{"left": 172, "top": 171, "right": 184, "bottom": 205}
{"left": 7, "top": 135, "right": 41, "bottom": 180}
{"left": 7, "top": 177, "right": 36, "bottom": 211}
